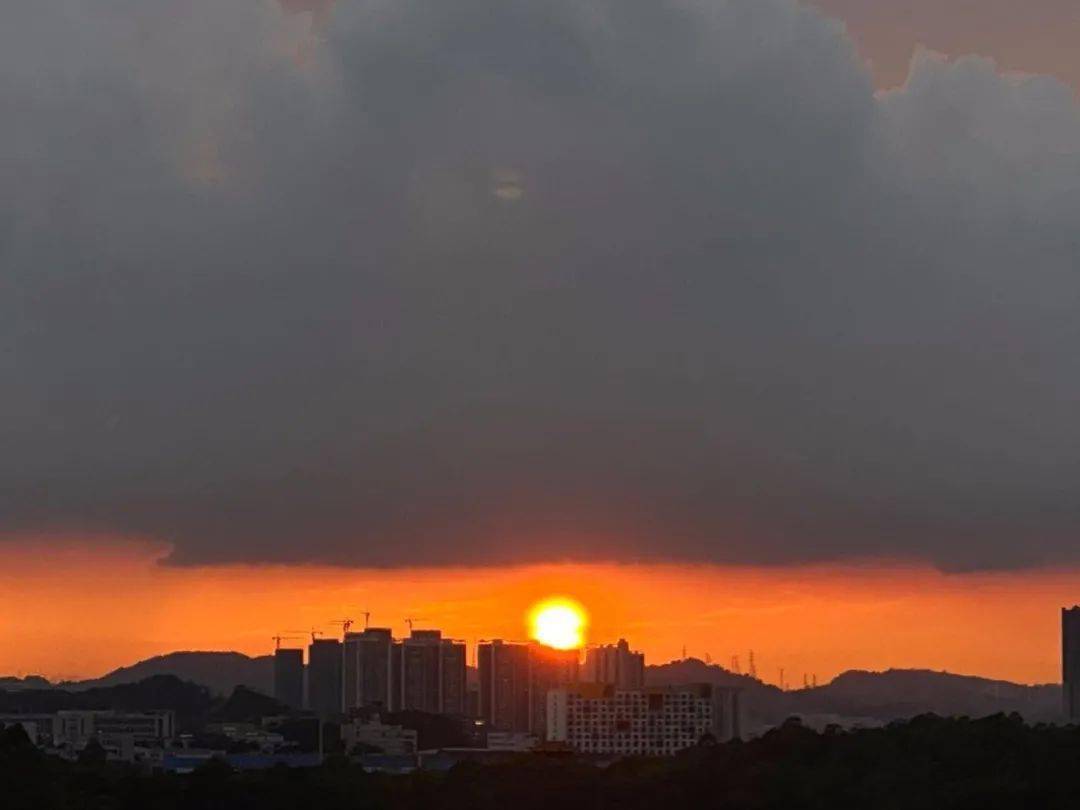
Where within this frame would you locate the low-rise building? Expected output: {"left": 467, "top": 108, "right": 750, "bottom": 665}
{"left": 1, "top": 710, "right": 175, "bottom": 752}
{"left": 546, "top": 683, "right": 741, "bottom": 756}
{"left": 341, "top": 715, "right": 418, "bottom": 755}
{"left": 203, "top": 722, "right": 286, "bottom": 752}
{"left": 485, "top": 731, "right": 538, "bottom": 751}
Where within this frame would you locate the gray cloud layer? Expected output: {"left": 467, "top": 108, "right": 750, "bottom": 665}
{"left": 4, "top": 0, "right": 1080, "bottom": 570}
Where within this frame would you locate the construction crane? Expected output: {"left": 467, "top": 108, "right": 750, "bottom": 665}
{"left": 272, "top": 634, "right": 303, "bottom": 651}
{"left": 310, "top": 629, "right": 323, "bottom": 643}
{"left": 730, "top": 655, "right": 741, "bottom": 674}
{"left": 404, "top": 617, "right": 425, "bottom": 632}
{"left": 330, "top": 618, "right": 354, "bottom": 636}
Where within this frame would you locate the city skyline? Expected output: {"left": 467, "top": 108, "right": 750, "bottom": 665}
{"left": 6, "top": 0, "right": 1080, "bottom": 799}
{"left": 2, "top": 539, "right": 1077, "bottom": 688}
{"left": 5, "top": 0, "right": 1080, "bottom": 714}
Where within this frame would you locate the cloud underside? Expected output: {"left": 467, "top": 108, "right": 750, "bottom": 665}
{"left": 4, "top": 0, "right": 1080, "bottom": 571}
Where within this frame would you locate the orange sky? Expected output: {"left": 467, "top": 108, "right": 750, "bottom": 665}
{"left": 0, "top": 537, "right": 1074, "bottom": 686}
{"left": 812, "top": 0, "right": 1080, "bottom": 91}
{"left": 272, "top": 0, "right": 1080, "bottom": 93}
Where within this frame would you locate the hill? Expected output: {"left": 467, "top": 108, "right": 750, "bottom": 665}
{"left": 647, "top": 658, "right": 1064, "bottom": 731}
{"left": 62, "top": 651, "right": 274, "bottom": 696}
{"left": 0, "top": 674, "right": 215, "bottom": 730}
{"left": 0, "top": 676, "right": 53, "bottom": 692}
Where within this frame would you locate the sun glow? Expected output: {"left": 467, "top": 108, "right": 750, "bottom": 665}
{"left": 528, "top": 597, "right": 587, "bottom": 649}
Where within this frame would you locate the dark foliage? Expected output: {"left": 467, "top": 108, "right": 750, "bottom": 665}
{"left": 209, "top": 685, "right": 290, "bottom": 723}
{"left": 0, "top": 676, "right": 293, "bottom": 734}
{"left": 2, "top": 714, "right": 1079, "bottom": 810}
{"left": 0, "top": 675, "right": 214, "bottom": 731}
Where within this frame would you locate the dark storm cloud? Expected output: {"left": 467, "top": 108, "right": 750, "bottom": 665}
{"left": 4, "top": 0, "right": 1080, "bottom": 571}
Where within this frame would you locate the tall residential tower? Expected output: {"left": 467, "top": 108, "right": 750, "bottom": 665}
{"left": 1064, "top": 606, "right": 1080, "bottom": 722}
{"left": 273, "top": 648, "right": 304, "bottom": 710}
{"left": 583, "top": 639, "right": 645, "bottom": 689}
{"left": 307, "top": 637, "right": 343, "bottom": 716}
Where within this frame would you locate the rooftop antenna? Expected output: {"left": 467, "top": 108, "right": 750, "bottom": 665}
{"left": 705, "top": 652, "right": 712, "bottom": 664}
{"left": 730, "top": 655, "right": 741, "bottom": 674}
{"left": 682, "top": 644, "right": 687, "bottom": 660}
{"left": 362, "top": 611, "right": 371, "bottom": 629}
{"left": 748, "top": 650, "right": 757, "bottom": 680}
{"left": 779, "top": 668, "right": 785, "bottom": 691}
{"left": 812, "top": 674, "right": 818, "bottom": 688}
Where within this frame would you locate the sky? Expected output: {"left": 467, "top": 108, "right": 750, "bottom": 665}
{"left": 3, "top": 0, "right": 1080, "bottom": 681}
{"left": 0, "top": 538, "right": 1074, "bottom": 685}
{"left": 814, "top": 0, "right": 1080, "bottom": 91}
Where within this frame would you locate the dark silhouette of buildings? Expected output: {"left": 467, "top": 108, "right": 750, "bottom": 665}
{"left": 273, "top": 648, "right": 304, "bottom": 710}
{"left": 342, "top": 627, "right": 467, "bottom": 715}
{"left": 344, "top": 628, "right": 394, "bottom": 712}
{"left": 307, "top": 638, "right": 342, "bottom": 716}
{"left": 1065, "top": 606, "right": 1080, "bottom": 722}
{"left": 477, "top": 640, "right": 580, "bottom": 736}
{"left": 395, "top": 630, "right": 467, "bottom": 715}
{"left": 478, "top": 640, "right": 532, "bottom": 732}
{"left": 583, "top": 639, "right": 645, "bottom": 688}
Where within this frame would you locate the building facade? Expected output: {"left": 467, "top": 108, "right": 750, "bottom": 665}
{"left": 583, "top": 639, "right": 645, "bottom": 689}
{"left": 478, "top": 640, "right": 532, "bottom": 732}
{"left": 1065, "top": 606, "right": 1080, "bottom": 722}
{"left": 344, "top": 628, "right": 395, "bottom": 712}
{"left": 308, "top": 638, "right": 343, "bottom": 716}
{"left": 395, "top": 630, "right": 467, "bottom": 715}
{"left": 273, "top": 648, "right": 304, "bottom": 709}
{"left": 478, "top": 640, "right": 579, "bottom": 735}
{"left": 341, "top": 715, "right": 418, "bottom": 755}
{"left": 546, "top": 683, "right": 741, "bottom": 756}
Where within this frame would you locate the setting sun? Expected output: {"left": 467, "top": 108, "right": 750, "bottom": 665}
{"left": 528, "top": 597, "right": 588, "bottom": 649}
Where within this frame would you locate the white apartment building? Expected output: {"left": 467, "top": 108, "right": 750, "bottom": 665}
{"left": 49, "top": 710, "right": 176, "bottom": 751}
{"left": 547, "top": 683, "right": 741, "bottom": 756}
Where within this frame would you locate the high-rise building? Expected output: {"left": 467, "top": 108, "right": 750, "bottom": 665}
{"left": 397, "top": 630, "right": 443, "bottom": 713}
{"left": 343, "top": 628, "right": 395, "bottom": 712}
{"left": 477, "top": 640, "right": 579, "bottom": 735}
{"left": 583, "top": 639, "right": 645, "bottom": 689}
{"left": 1064, "top": 606, "right": 1080, "bottom": 722}
{"left": 273, "top": 648, "right": 304, "bottom": 710}
{"left": 546, "top": 683, "right": 742, "bottom": 756}
{"left": 478, "top": 640, "right": 532, "bottom": 732}
{"left": 528, "top": 644, "right": 580, "bottom": 738}
{"left": 307, "top": 638, "right": 343, "bottom": 716}
{"left": 393, "top": 629, "right": 468, "bottom": 714}
{"left": 439, "top": 636, "right": 468, "bottom": 716}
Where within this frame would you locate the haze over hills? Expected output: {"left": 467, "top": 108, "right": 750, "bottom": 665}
{"left": 61, "top": 651, "right": 274, "bottom": 697}
{"left": 648, "top": 658, "right": 1065, "bottom": 730}
{"left": 1, "top": 652, "right": 1066, "bottom": 730}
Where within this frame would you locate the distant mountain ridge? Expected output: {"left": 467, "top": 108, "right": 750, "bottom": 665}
{"left": 2, "top": 652, "right": 1066, "bottom": 731}
{"left": 646, "top": 658, "right": 1064, "bottom": 731}
{"left": 61, "top": 651, "right": 274, "bottom": 697}
{"left": 0, "top": 676, "right": 53, "bottom": 692}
